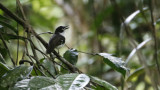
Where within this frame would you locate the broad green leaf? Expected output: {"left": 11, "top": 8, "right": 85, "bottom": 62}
{"left": 0, "top": 21, "right": 18, "bottom": 34}
{"left": 56, "top": 73, "right": 90, "bottom": 90}
{"left": 0, "top": 65, "right": 33, "bottom": 87}
{"left": 63, "top": 49, "right": 78, "bottom": 65}
{"left": 12, "top": 76, "right": 56, "bottom": 90}
{"left": 0, "top": 53, "right": 6, "bottom": 64}
{"left": 12, "top": 79, "right": 30, "bottom": 90}
{"left": 0, "top": 62, "right": 9, "bottom": 78}
{"left": 90, "top": 76, "right": 118, "bottom": 90}
{"left": 29, "top": 76, "right": 56, "bottom": 89}
{"left": 42, "top": 59, "right": 56, "bottom": 76}
{"left": 97, "top": 53, "right": 128, "bottom": 77}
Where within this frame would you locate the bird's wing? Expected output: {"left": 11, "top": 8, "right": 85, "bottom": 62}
{"left": 46, "top": 34, "right": 65, "bottom": 54}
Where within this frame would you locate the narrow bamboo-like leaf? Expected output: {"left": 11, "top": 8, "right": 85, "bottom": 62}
{"left": 125, "top": 38, "right": 151, "bottom": 65}
{"left": 63, "top": 49, "right": 78, "bottom": 65}
{"left": 56, "top": 73, "right": 90, "bottom": 90}
{"left": 28, "top": 76, "right": 56, "bottom": 89}
{"left": 120, "top": 7, "right": 148, "bottom": 42}
{"left": 126, "top": 67, "right": 144, "bottom": 82}
{"left": 97, "top": 53, "right": 128, "bottom": 77}
{"left": 0, "top": 21, "right": 18, "bottom": 34}
{"left": 0, "top": 62, "right": 9, "bottom": 77}
{"left": 123, "top": 7, "right": 148, "bottom": 25}
{"left": 0, "top": 65, "right": 33, "bottom": 87}
{"left": 126, "top": 65, "right": 154, "bottom": 82}
{"left": 90, "top": 76, "right": 118, "bottom": 90}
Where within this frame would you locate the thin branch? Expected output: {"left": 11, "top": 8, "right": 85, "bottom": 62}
{"left": 0, "top": 2, "right": 81, "bottom": 73}
{"left": 148, "top": 0, "right": 160, "bottom": 76}
{"left": 16, "top": 1, "right": 19, "bottom": 65}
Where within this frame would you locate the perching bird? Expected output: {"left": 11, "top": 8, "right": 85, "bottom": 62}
{"left": 46, "top": 26, "right": 69, "bottom": 54}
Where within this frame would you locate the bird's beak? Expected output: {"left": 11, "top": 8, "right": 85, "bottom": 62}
{"left": 64, "top": 26, "right": 69, "bottom": 30}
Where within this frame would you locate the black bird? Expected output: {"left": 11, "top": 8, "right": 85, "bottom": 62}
{"left": 46, "top": 26, "right": 69, "bottom": 54}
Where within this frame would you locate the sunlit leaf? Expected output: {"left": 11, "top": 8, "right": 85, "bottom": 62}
{"left": 90, "top": 76, "right": 118, "bottom": 90}
{"left": 0, "top": 65, "right": 33, "bottom": 87}
{"left": 12, "top": 79, "right": 30, "bottom": 90}
{"left": 12, "top": 76, "right": 56, "bottom": 90}
{"left": 63, "top": 49, "right": 78, "bottom": 65}
{"left": 0, "top": 21, "right": 18, "bottom": 34}
{"left": 56, "top": 73, "right": 90, "bottom": 90}
{"left": 29, "top": 76, "right": 56, "bottom": 89}
{"left": 0, "top": 62, "right": 9, "bottom": 78}
{"left": 97, "top": 53, "right": 128, "bottom": 77}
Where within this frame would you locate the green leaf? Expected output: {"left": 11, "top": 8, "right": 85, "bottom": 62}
{"left": 12, "top": 76, "right": 56, "bottom": 90}
{"left": 56, "top": 73, "right": 90, "bottom": 90}
{"left": 29, "top": 76, "right": 56, "bottom": 89}
{"left": 0, "top": 21, "right": 18, "bottom": 34}
{"left": 0, "top": 65, "right": 33, "bottom": 87}
{"left": 42, "top": 59, "right": 56, "bottom": 76}
{"left": 63, "top": 49, "right": 78, "bottom": 65}
{"left": 0, "top": 62, "right": 9, "bottom": 78}
{"left": 97, "top": 53, "right": 128, "bottom": 77}
{"left": 90, "top": 76, "right": 118, "bottom": 90}
{"left": 12, "top": 79, "right": 30, "bottom": 90}
{"left": 126, "top": 65, "right": 154, "bottom": 82}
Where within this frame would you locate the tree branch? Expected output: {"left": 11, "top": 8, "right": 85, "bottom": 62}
{"left": 0, "top": 2, "right": 81, "bottom": 73}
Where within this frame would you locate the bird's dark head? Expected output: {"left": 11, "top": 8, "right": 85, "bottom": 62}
{"left": 55, "top": 26, "right": 69, "bottom": 34}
